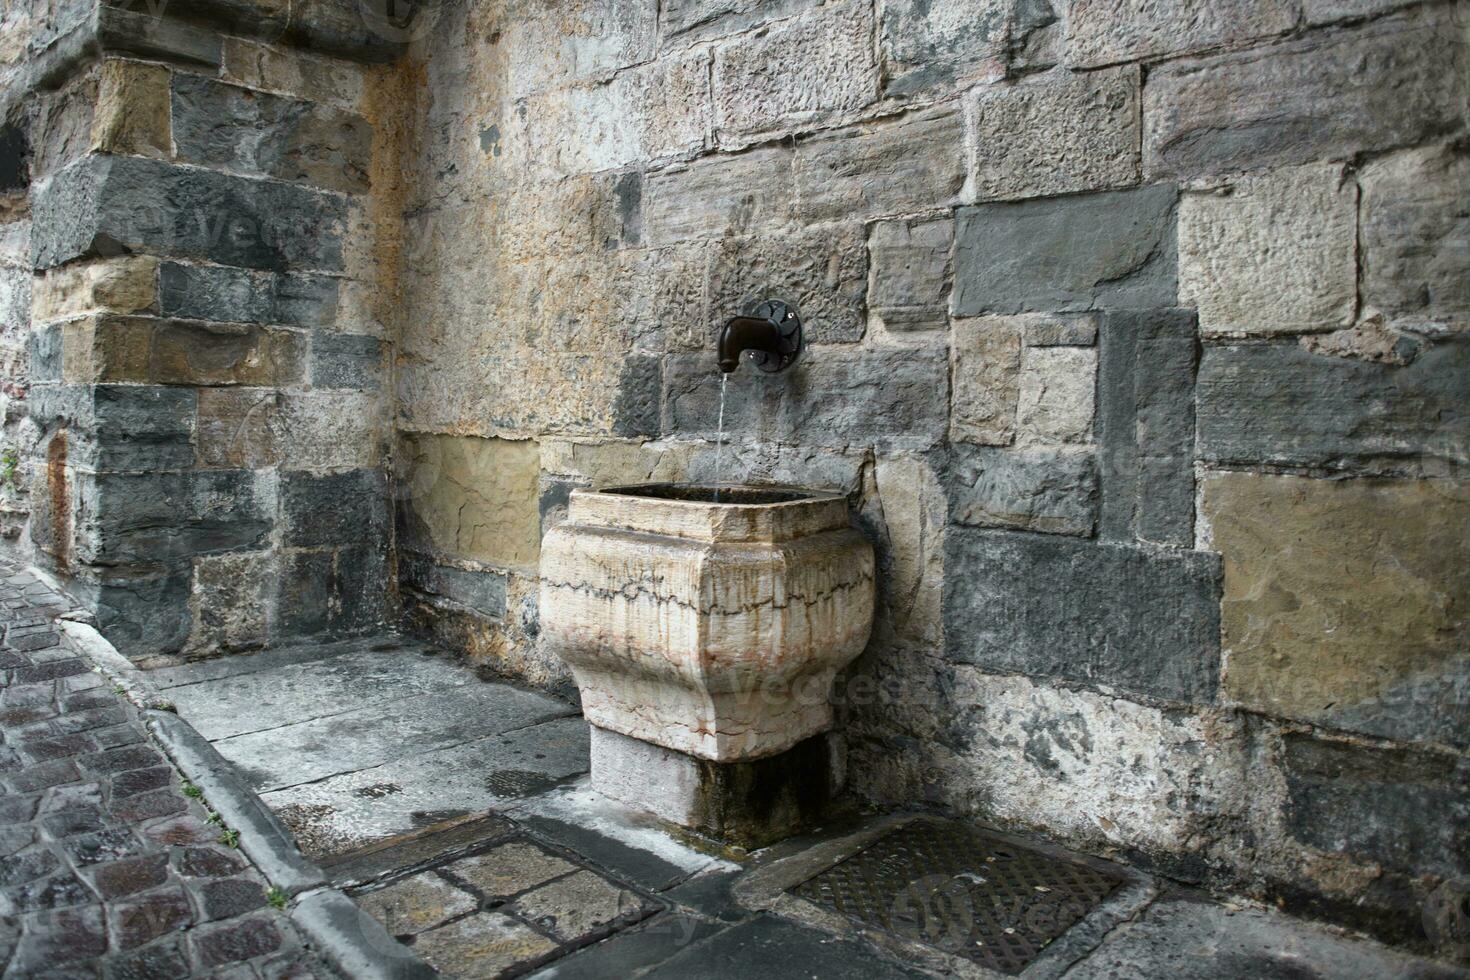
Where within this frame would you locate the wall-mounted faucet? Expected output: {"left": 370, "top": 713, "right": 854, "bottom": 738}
{"left": 717, "top": 300, "right": 803, "bottom": 374}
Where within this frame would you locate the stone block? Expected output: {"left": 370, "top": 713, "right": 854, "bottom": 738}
{"left": 644, "top": 145, "right": 793, "bottom": 245}
{"left": 282, "top": 469, "right": 387, "bottom": 548}
{"left": 660, "top": 0, "right": 822, "bottom": 46}
{"left": 972, "top": 66, "right": 1139, "bottom": 201}
{"left": 612, "top": 353, "right": 662, "bottom": 438}
{"left": 1283, "top": 734, "right": 1467, "bottom": 877}
{"left": 1097, "top": 309, "right": 1197, "bottom": 548}
{"left": 334, "top": 543, "right": 390, "bottom": 633}
{"left": 29, "top": 326, "right": 62, "bottom": 383}
{"left": 399, "top": 553, "right": 507, "bottom": 619}
{"left": 867, "top": 217, "right": 952, "bottom": 333}
{"left": 1179, "top": 165, "right": 1356, "bottom": 337}
{"left": 713, "top": 0, "right": 876, "bottom": 143}
{"left": 395, "top": 433, "right": 541, "bottom": 568}
{"left": 794, "top": 105, "right": 966, "bottom": 225}
{"left": 880, "top": 0, "right": 1008, "bottom": 96}
{"left": 444, "top": 842, "right": 577, "bottom": 901}
{"left": 708, "top": 225, "right": 867, "bottom": 345}
{"left": 31, "top": 155, "right": 349, "bottom": 273}
{"left": 1195, "top": 338, "right": 1470, "bottom": 472}
{"left": 935, "top": 672, "right": 1248, "bottom": 855}
{"left": 355, "top": 871, "right": 476, "bottom": 937}
{"left": 1024, "top": 313, "right": 1097, "bottom": 347}
{"left": 410, "top": 913, "right": 557, "bottom": 979}
{"left": 196, "top": 388, "right": 277, "bottom": 469}
{"left": 1017, "top": 346, "right": 1095, "bottom": 445}
{"left": 191, "top": 551, "right": 273, "bottom": 652}
{"left": 33, "top": 256, "right": 158, "bottom": 322}
{"left": 88, "top": 385, "right": 196, "bottom": 473}
{"left": 1064, "top": 0, "right": 1295, "bottom": 67}
{"left": 78, "top": 564, "right": 195, "bottom": 661}
{"left": 944, "top": 528, "right": 1222, "bottom": 703}
{"left": 950, "top": 315, "right": 1022, "bottom": 446}
{"left": 663, "top": 348, "right": 949, "bottom": 452}
{"left": 0, "top": 264, "right": 29, "bottom": 337}
{"left": 96, "top": 5, "right": 223, "bottom": 68}
{"left": 93, "top": 60, "right": 172, "bottom": 160}
{"left": 278, "top": 550, "right": 333, "bottom": 637}
{"left": 636, "top": 47, "right": 712, "bottom": 161}
{"left": 505, "top": 77, "right": 646, "bottom": 180}
{"left": 500, "top": 0, "right": 657, "bottom": 98}
{"left": 1143, "top": 9, "right": 1467, "bottom": 179}
{"left": 311, "top": 332, "right": 383, "bottom": 390}
{"left": 158, "top": 262, "right": 339, "bottom": 327}
{"left": 171, "top": 73, "right": 373, "bottom": 194}
{"left": 273, "top": 391, "right": 383, "bottom": 470}
{"left": 953, "top": 184, "right": 1177, "bottom": 315}
{"left": 62, "top": 316, "right": 307, "bottom": 387}
{"left": 221, "top": 37, "right": 365, "bottom": 109}
{"left": 685, "top": 442, "right": 867, "bottom": 495}
{"left": 872, "top": 453, "right": 946, "bottom": 645}
{"left": 943, "top": 445, "right": 1099, "bottom": 537}
{"left": 79, "top": 470, "right": 270, "bottom": 564}
{"left": 1203, "top": 473, "right": 1470, "bottom": 747}
{"left": 1360, "top": 142, "right": 1470, "bottom": 332}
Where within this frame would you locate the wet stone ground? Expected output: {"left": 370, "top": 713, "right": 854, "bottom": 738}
{"left": 6, "top": 561, "right": 1468, "bottom": 979}
{"left": 0, "top": 562, "right": 327, "bottom": 978}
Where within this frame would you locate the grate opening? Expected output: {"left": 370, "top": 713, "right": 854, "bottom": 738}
{"left": 789, "top": 821, "right": 1123, "bottom": 975}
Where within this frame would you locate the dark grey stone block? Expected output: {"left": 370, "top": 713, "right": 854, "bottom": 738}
{"left": 96, "top": 4, "right": 223, "bottom": 68}
{"left": 640, "top": 914, "right": 930, "bottom": 980}
{"left": 399, "top": 553, "right": 507, "bottom": 619}
{"left": 81, "top": 471, "right": 271, "bottom": 564}
{"left": 944, "top": 528, "right": 1222, "bottom": 704}
{"left": 311, "top": 332, "right": 384, "bottom": 390}
{"left": 0, "top": 123, "right": 26, "bottom": 193}
{"left": 171, "top": 74, "right": 372, "bottom": 194}
{"left": 333, "top": 544, "right": 389, "bottom": 634}
{"left": 1196, "top": 338, "right": 1470, "bottom": 472}
{"left": 282, "top": 469, "right": 387, "bottom": 548}
{"left": 158, "top": 262, "right": 339, "bottom": 327}
{"left": 541, "top": 913, "right": 726, "bottom": 980}
{"left": 29, "top": 325, "right": 62, "bottom": 383}
{"left": 613, "top": 353, "right": 662, "bottom": 438}
{"left": 1098, "top": 309, "right": 1198, "bottom": 547}
{"left": 75, "top": 565, "right": 193, "bottom": 659}
{"left": 1283, "top": 734, "right": 1468, "bottom": 879}
{"left": 90, "top": 385, "right": 197, "bottom": 472}
{"left": 953, "top": 184, "right": 1177, "bottom": 315}
{"left": 1145, "top": 7, "right": 1467, "bottom": 179}
{"left": 31, "top": 155, "right": 348, "bottom": 272}
{"left": 942, "top": 445, "right": 1098, "bottom": 537}
{"left": 280, "top": 550, "right": 333, "bottom": 637}
{"left": 664, "top": 348, "right": 949, "bottom": 452}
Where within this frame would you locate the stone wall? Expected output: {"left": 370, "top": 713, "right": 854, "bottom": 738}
{"left": 3, "top": 0, "right": 1467, "bottom": 957}
{"left": 2, "top": 0, "right": 399, "bottom": 660}
{"left": 385, "top": 0, "right": 1470, "bottom": 954}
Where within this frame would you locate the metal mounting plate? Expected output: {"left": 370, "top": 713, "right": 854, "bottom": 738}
{"left": 745, "top": 299, "right": 802, "bottom": 374}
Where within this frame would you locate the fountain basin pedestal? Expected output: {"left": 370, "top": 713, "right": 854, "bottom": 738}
{"left": 540, "top": 484, "right": 875, "bottom": 846}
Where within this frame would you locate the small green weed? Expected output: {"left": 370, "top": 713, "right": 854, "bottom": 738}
{"left": 181, "top": 780, "right": 203, "bottom": 799}
{"left": 266, "top": 887, "right": 288, "bottom": 911}
{"left": 218, "top": 827, "right": 240, "bottom": 848}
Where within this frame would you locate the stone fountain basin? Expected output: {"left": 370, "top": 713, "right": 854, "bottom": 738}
{"left": 540, "top": 483, "right": 875, "bottom": 763}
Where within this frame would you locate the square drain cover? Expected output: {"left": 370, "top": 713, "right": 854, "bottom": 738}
{"left": 789, "top": 821, "right": 1123, "bottom": 975}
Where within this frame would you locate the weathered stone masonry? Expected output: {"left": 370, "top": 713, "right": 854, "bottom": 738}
{"left": 4, "top": 0, "right": 1469, "bottom": 959}
{"left": 2, "top": 0, "right": 398, "bottom": 661}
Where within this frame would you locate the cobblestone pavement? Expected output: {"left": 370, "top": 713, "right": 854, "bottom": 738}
{"left": 0, "top": 561, "right": 328, "bottom": 979}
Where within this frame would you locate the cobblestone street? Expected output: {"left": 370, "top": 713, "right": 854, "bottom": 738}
{"left": 0, "top": 562, "right": 328, "bottom": 978}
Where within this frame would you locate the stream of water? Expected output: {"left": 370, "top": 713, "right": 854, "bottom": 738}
{"left": 713, "top": 373, "right": 728, "bottom": 502}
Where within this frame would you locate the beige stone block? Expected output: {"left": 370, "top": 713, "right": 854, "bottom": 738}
{"left": 33, "top": 257, "right": 158, "bottom": 323}
{"left": 94, "top": 60, "right": 172, "bottom": 159}
{"left": 1203, "top": 473, "right": 1470, "bottom": 743}
{"left": 396, "top": 433, "right": 541, "bottom": 569}
{"left": 411, "top": 913, "right": 558, "bottom": 978}
{"left": 1016, "top": 345, "right": 1096, "bottom": 445}
{"left": 221, "top": 37, "right": 365, "bottom": 108}
{"left": 190, "top": 552, "right": 274, "bottom": 652}
{"left": 874, "top": 454, "right": 944, "bottom": 646}
{"left": 540, "top": 438, "right": 691, "bottom": 486}
{"left": 1180, "top": 164, "right": 1356, "bottom": 336}
{"left": 1065, "top": 0, "right": 1296, "bottom": 68}
{"left": 713, "top": 0, "right": 877, "bottom": 144}
{"left": 972, "top": 66, "right": 1140, "bottom": 201}
{"left": 950, "top": 316, "right": 1022, "bottom": 446}
{"left": 356, "top": 872, "right": 477, "bottom": 937}
{"left": 444, "top": 841, "right": 577, "bottom": 900}
{"left": 541, "top": 486, "right": 875, "bottom": 760}
{"left": 197, "top": 388, "right": 279, "bottom": 469}
{"left": 68, "top": 318, "right": 306, "bottom": 386}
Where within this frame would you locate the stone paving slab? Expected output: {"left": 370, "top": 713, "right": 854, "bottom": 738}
{"left": 262, "top": 716, "right": 590, "bottom": 860}
{"left": 163, "top": 640, "right": 460, "bottom": 740}
{"left": 212, "top": 684, "right": 578, "bottom": 792}
{"left": 148, "top": 636, "right": 378, "bottom": 690}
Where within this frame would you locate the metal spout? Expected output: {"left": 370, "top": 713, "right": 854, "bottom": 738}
{"left": 716, "top": 300, "right": 803, "bottom": 374}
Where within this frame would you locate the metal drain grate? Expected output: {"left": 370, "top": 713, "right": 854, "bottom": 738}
{"left": 789, "top": 821, "right": 1123, "bottom": 975}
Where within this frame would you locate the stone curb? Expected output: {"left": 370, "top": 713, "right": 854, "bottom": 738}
{"left": 57, "top": 619, "right": 174, "bottom": 712}
{"left": 143, "top": 708, "right": 329, "bottom": 898}
{"left": 291, "top": 888, "right": 439, "bottom": 980}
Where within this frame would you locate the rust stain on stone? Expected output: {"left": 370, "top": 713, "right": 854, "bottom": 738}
{"left": 46, "top": 431, "right": 69, "bottom": 568}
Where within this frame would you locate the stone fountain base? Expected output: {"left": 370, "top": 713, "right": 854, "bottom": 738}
{"left": 589, "top": 726, "right": 845, "bottom": 848}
